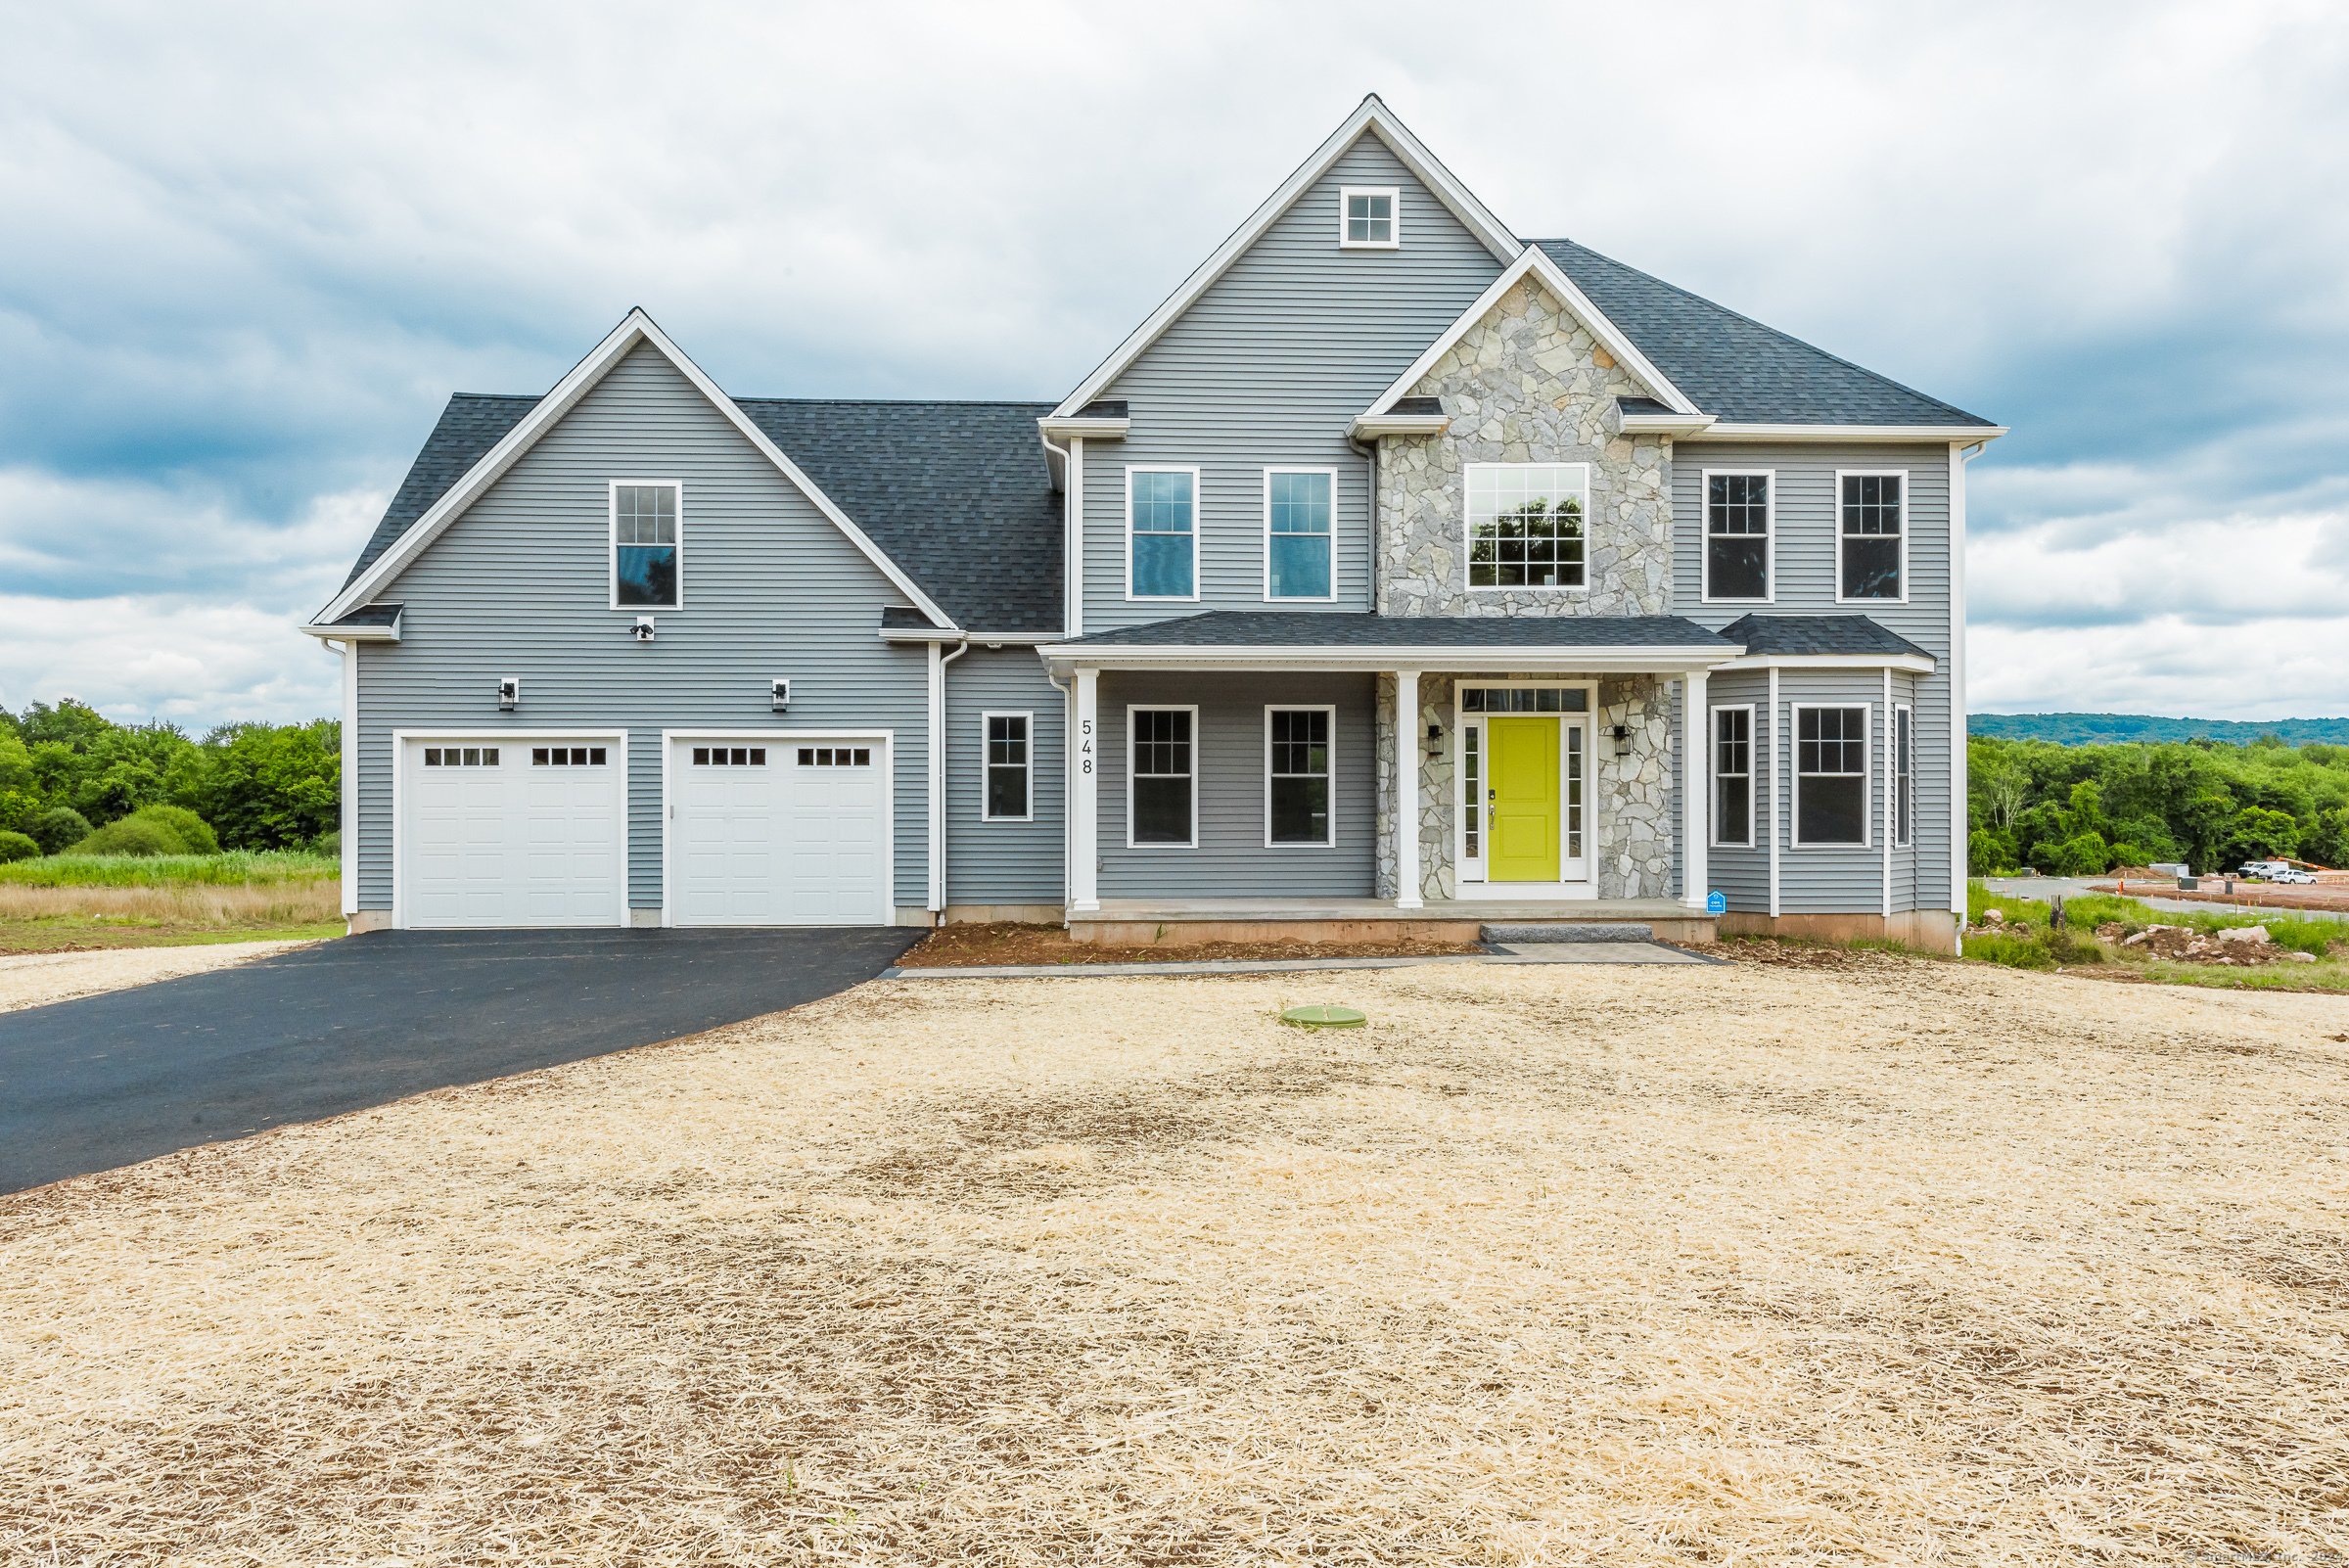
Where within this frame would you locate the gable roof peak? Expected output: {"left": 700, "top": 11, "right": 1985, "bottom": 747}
{"left": 1050, "top": 96, "right": 1520, "bottom": 418}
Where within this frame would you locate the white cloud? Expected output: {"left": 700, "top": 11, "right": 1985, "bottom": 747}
{"left": 1969, "top": 615, "right": 2349, "bottom": 720}
{"left": 0, "top": 594, "right": 342, "bottom": 730}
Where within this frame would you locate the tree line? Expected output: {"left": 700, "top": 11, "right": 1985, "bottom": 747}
{"left": 1969, "top": 733, "right": 2349, "bottom": 876}
{"left": 0, "top": 699, "right": 339, "bottom": 854}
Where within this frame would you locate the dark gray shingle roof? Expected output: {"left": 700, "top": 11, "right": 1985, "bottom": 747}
{"left": 338, "top": 393, "right": 1063, "bottom": 631}
{"left": 328, "top": 602, "right": 403, "bottom": 627}
{"left": 732, "top": 399, "right": 1061, "bottom": 631}
{"left": 1059, "top": 611, "right": 1736, "bottom": 649}
{"left": 345, "top": 394, "right": 539, "bottom": 585}
{"left": 1717, "top": 614, "right": 1931, "bottom": 661}
{"left": 1538, "top": 240, "right": 1995, "bottom": 428}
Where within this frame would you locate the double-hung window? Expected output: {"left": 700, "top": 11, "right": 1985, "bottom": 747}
{"left": 1893, "top": 705, "right": 1913, "bottom": 848}
{"left": 1704, "top": 473, "right": 1772, "bottom": 601}
{"left": 1838, "top": 473, "right": 1905, "bottom": 600}
{"left": 1265, "top": 469, "right": 1334, "bottom": 599}
{"left": 1128, "top": 708, "right": 1195, "bottom": 847}
{"left": 1712, "top": 707, "right": 1753, "bottom": 847}
{"left": 1266, "top": 707, "right": 1332, "bottom": 847}
{"left": 612, "top": 482, "right": 680, "bottom": 608}
{"left": 1128, "top": 468, "right": 1197, "bottom": 599}
{"left": 1466, "top": 464, "right": 1587, "bottom": 588}
{"left": 1795, "top": 706, "right": 1869, "bottom": 846}
{"left": 983, "top": 713, "right": 1031, "bottom": 821}
{"left": 1339, "top": 187, "right": 1398, "bottom": 247}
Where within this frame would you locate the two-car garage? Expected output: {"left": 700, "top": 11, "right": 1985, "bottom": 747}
{"left": 396, "top": 732, "right": 890, "bottom": 928}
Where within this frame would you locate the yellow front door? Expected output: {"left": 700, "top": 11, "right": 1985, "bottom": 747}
{"left": 1486, "top": 717, "right": 1559, "bottom": 882}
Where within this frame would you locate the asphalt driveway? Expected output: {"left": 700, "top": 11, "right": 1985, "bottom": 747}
{"left": 0, "top": 925, "right": 923, "bottom": 1194}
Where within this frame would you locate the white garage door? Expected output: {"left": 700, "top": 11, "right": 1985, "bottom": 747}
{"left": 400, "top": 739, "right": 624, "bottom": 928}
{"left": 669, "top": 737, "right": 887, "bottom": 925}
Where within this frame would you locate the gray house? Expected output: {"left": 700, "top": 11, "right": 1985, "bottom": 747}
{"left": 302, "top": 97, "right": 2000, "bottom": 948}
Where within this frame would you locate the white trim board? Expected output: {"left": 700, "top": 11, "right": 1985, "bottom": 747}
{"left": 314, "top": 309, "right": 955, "bottom": 631}
{"left": 1360, "top": 244, "right": 1701, "bottom": 420}
{"left": 1049, "top": 95, "right": 1521, "bottom": 419}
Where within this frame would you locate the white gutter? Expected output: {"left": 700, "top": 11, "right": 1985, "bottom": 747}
{"left": 1036, "top": 643, "right": 1745, "bottom": 676}
{"left": 926, "top": 634, "right": 971, "bottom": 917}
{"left": 1042, "top": 665, "right": 1073, "bottom": 916}
{"left": 1688, "top": 423, "right": 2008, "bottom": 444}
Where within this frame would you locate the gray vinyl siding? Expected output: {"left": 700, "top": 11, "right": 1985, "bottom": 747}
{"left": 1768, "top": 669, "right": 1896, "bottom": 916}
{"left": 1078, "top": 133, "right": 1505, "bottom": 630}
{"left": 1703, "top": 669, "right": 1772, "bottom": 912}
{"left": 1676, "top": 442, "right": 1955, "bottom": 913}
{"left": 1096, "top": 671, "right": 1375, "bottom": 898}
{"left": 944, "top": 647, "right": 1066, "bottom": 904}
{"left": 352, "top": 342, "right": 933, "bottom": 913}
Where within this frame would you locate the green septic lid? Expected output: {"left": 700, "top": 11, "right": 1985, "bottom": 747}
{"left": 1280, "top": 1004, "right": 1366, "bottom": 1029}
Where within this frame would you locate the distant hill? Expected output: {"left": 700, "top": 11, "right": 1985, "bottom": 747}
{"left": 1970, "top": 714, "right": 2349, "bottom": 747}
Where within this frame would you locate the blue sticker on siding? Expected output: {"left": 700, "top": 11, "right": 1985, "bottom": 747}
{"left": 1706, "top": 890, "right": 1727, "bottom": 916}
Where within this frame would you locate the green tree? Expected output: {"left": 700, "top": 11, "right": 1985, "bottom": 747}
{"left": 192, "top": 720, "right": 340, "bottom": 849}
{"left": 2228, "top": 806, "right": 2301, "bottom": 862}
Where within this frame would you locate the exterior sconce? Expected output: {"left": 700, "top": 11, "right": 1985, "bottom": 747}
{"left": 497, "top": 676, "right": 521, "bottom": 711}
{"left": 770, "top": 678, "right": 792, "bottom": 712}
{"left": 1610, "top": 723, "right": 1632, "bottom": 757}
{"left": 631, "top": 617, "right": 657, "bottom": 642}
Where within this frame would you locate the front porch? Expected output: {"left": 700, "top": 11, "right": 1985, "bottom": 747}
{"left": 1069, "top": 896, "right": 1714, "bottom": 946}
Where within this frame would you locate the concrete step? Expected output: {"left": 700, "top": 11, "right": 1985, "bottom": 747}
{"left": 1481, "top": 922, "right": 1654, "bottom": 944}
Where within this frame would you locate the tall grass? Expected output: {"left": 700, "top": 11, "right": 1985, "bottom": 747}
{"left": 1964, "top": 880, "right": 2349, "bottom": 990}
{"left": 0, "top": 851, "right": 337, "bottom": 888}
{"left": 0, "top": 881, "right": 342, "bottom": 928}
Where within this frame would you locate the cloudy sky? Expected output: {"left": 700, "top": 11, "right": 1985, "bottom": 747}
{"left": 4, "top": 0, "right": 2344, "bottom": 729}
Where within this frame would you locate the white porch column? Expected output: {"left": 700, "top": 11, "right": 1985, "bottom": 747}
{"left": 1682, "top": 669, "right": 1709, "bottom": 910}
{"left": 1072, "top": 667, "right": 1100, "bottom": 912}
{"left": 1395, "top": 669, "right": 1422, "bottom": 909}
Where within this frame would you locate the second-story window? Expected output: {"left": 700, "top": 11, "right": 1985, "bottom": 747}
{"left": 612, "top": 483, "right": 680, "bottom": 608}
{"left": 1466, "top": 464, "right": 1587, "bottom": 589}
{"left": 1128, "top": 468, "right": 1197, "bottom": 599}
{"left": 1265, "top": 469, "right": 1334, "bottom": 600}
{"left": 1705, "top": 473, "right": 1772, "bottom": 601}
{"left": 1839, "top": 473, "right": 1905, "bottom": 600}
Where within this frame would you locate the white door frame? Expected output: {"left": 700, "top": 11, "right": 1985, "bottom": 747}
{"left": 660, "top": 728, "right": 896, "bottom": 927}
{"left": 1449, "top": 680, "right": 1596, "bottom": 901}
{"left": 391, "top": 727, "right": 630, "bottom": 930}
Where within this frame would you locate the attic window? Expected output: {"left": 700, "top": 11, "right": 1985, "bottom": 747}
{"left": 1339, "top": 187, "right": 1399, "bottom": 249}
{"left": 612, "top": 482, "right": 680, "bottom": 608}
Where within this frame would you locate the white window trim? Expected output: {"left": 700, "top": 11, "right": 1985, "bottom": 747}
{"left": 1125, "top": 465, "right": 1202, "bottom": 603}
{"left": 609, "top": 479, "right": 684, "bottom": 612}
{"left": 1699, "top": 468, "right": 1775, "bottom": 605}
{"left": 1337, "top": 185, "right": 1401, "bottom": 249}
{"left": 1260, "top": 466, "right": 1340, "bottom": 603}
{"left": 979, "top": 710, "right": 1035, "bottom": 823}
{"left": 1463, "top": 462, "right": 1592, "bottom": 593}
{"left": 1449, "top": 679, "right": 1598, "bottom": 898}
{"left": 1125, "top": 704, "right": 1199, "bottom": 850}
{"left": 1790, "top": 702, "right": 1872, "bottom": 849}
{"left": 1893, "top": 702, "right": 1914, "bottom": 849}
{"left": 1834, "top": 469, "right": 1910, "bottom": 607}
{"left": 1263, "top": 704, "right": 1337, "bottom": 849}
{"left": 1710, "top": 703, "right": 1756, "bottom": 849}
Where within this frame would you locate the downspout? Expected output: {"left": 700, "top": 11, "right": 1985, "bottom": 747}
{"left": 1038, "top": 428, "right": 1080, "bottom": 637}
{"left": 332, "top": 638, "right": 357, "bottom": 922}
{"left": 1347, "top": 431, "right": 1378, "bottom": 613}
{"left": 1951, "top": 439, "right": 1985, "bottom": 950}
{"left": 927, "top": 633, "right": 971, "bottom": 922}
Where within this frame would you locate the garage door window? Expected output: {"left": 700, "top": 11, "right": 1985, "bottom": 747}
{"left": 692, "top": 747, "right": 767, "bottom": 765}
{"left": 798, "top": 747, "right": 871, "bottom": 766}
{"left": 531, "top": 747, "right": 609, "bottom": 765}
{"left": 424, "top": 747, "right": 499, "bottom": 766}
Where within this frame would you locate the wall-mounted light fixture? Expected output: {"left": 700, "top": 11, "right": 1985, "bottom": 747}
{"left": 770, "top": 678, "right": 792, "bottom": 713}
{"left": 631, "top": 617, "right": 657, "bottom": 642}
{"left": 1610, "top": 723, "right": 1632, "bottom": 757}
{"left": 497, "top": 676, "right": 521, "bottom": 711}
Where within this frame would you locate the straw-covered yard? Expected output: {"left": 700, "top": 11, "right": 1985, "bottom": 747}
{"left": 5, "top": 957, "right": 2347, "bottom": 1563}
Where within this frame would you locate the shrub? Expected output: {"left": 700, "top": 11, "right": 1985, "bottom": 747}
{"left": 129, "top": 804, "right": 219, "bottom": 854}
{"left": 1963, "top": 930, "right": 2055, "bottom": 970}
{"left": 1967, "top": 828, "right": 2013, "bottom": 876}
{"left": 27, "top": 807, "right": 92, "bottom": 855}
{"left": 68, "top": 815, "right": 190, "bottom": 857}
{"left": 0, "top": 831, "right": 38, "bottom": 863}
{"left": 311, "top": 829, "right": 341, "bottom": 858}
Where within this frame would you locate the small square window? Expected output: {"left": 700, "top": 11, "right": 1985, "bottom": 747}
{"left": 1339, "top": 187, "right": 1399, "bottom": 248}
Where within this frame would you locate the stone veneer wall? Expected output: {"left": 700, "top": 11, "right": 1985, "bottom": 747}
{"left": 1376, "top": 276, "right": 1671, "bottom": 618}
{"left": 1373, "top": 672, "right": 1680, "bottom": 902}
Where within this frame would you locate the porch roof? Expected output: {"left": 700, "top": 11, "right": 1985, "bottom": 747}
{"left": 1040, "top": 611, "right": 1744, "bottom": 675}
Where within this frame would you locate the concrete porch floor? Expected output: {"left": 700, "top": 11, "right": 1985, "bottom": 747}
{"left": 1068, "top": 898, "right": 1715, "bottom": 946}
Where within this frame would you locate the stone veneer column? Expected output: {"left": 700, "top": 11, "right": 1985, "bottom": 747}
{"left": 1394, "top": 669, "right": 1422, "bottom": 908}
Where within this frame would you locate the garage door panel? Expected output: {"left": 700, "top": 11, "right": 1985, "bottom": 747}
{"left": 669, "top": 738, "right": 885, "bottom": 926}
{"left": 401, "top": 740, "right": 623, "bottom": 928}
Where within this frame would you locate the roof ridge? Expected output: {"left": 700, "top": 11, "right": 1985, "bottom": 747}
{"left": 1532, "top": 237, "right": 1990, "bottom": 426}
